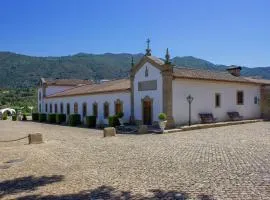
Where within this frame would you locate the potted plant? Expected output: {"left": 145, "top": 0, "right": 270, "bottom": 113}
{"left": 117, "top": 112, "right": 124, "bottom": 126}
{"left": 158, "top": 113, "right": 167, "bottom": 132}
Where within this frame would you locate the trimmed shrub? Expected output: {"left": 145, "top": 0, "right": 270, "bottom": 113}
{"left": 22, "top": 114, "right": 27, "bottom": 121}
{"left": 108, "top": 115, "right": 120, "bottom": 127}
{"left": 68, "top": 114, "right": 81, "bottom": 126}
{"left": 158, "top": 113, "right": 167, "bottom": 121}
{"left": 116, "top": 112, "right": 124, "bottom": 118}
{"left": 12, "top": 115, "right": 17, "bottom": 121}
{"left": 32, "top": 113, "right": 39, "bottom": 121}
{"left": 39, "top": 113, "right": 47, "bottom": 122}
{"left": 48, "top": 114, "right": 56, "bottom": 123}
{"left": 56, "top": 114, "right": 66, "bottom": 124}
{"left": 2, "top": 112, "right": 7, "bottom": 120}
{"left": 86, "top": 116, "right": 96, "bottom": 128}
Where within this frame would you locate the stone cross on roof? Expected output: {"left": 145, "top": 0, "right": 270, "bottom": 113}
{"left": 145, "top": 38, "right": 151, "bottom": 56}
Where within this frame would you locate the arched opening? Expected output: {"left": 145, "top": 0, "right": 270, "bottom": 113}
{"left": 74, "top": 102, "right": 78, "bottom": 114}
{"left": 114, "top": 99, "right": 123, "bottom": 115}
{"left": 103, "top": 102, "right": 109, "bottom": 119}
{"left": 93, "top": 102, "right": 98, "bottom": 117}
{"left": 60, "top": 103, "right": 64, "bottom": 114}
{"left": 66, "top": 103, "right": 70, "bottom": 115}
{"left": 142, "top": 96, "right": 153, "bottom": 125}
{"left": 54, "top": 103, "right": 58, "bottom": 113}
{"left": 82, "top": 102, "right": 87, "bottom": 117}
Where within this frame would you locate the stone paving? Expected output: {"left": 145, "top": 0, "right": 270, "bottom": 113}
{"left": 1, "top": 121, "right": 270, "bottom": 199}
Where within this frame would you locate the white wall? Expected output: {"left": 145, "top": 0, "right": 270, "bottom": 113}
{"left": 46, "top": 86, "right": 74, "bottom": 96}
{"left": 172, "top": 79, "right": 261, "bottom": 125}
{"left": 44, "top": 92, "right": 131, "bottom": 124}
{"left": 38, "top": 86, "right": 73, "bottom": 112}
{"left": 133, "top": 62, "right": 163, "bottom": 122}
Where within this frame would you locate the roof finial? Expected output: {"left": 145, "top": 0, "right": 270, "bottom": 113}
{"left": 131, "top": 56, "right": 134, "bottom": 67}
{"left": 145, "top": 38, "right": 151, "bottom": 56}
{"left": 165, "top": 48, "right": 171, "bottom": 64}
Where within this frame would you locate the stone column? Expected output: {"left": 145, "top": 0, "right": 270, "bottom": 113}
{"left": 162, "top": 65, "right": 175, "bottom": 128}
{"left": 261, "top": 85, "right": 270, "bottom": 120}
{"left": 130, "top": 74, "right": 135, "bottom": 124}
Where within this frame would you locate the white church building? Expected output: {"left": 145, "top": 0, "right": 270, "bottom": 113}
{"left": 38, "top": 42, "right": 270, "bottom": 128}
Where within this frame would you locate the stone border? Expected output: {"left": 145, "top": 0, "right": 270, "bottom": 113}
{"left": 164, "top": 119, "right": 263, "bottom": 134}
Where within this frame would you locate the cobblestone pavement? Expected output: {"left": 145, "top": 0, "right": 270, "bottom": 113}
{"left": 1, "top": 121, "right": 270, "bottom": 199}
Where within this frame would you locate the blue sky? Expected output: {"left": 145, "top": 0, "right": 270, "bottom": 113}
{"left": 0, "top": 0, "right": 269, "bottom": 67}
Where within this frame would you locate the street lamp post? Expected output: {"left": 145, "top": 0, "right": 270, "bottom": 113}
{"left": 186, "top": 94, "right": 194, "bottom": 126}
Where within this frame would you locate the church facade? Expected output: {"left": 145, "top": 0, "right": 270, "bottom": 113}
{"left": 38, "top": 44, "right": 270, "bottom": 128}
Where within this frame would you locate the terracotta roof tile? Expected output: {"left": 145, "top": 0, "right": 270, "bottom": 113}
{"left": 46, "top": 79, "right": 130, "bottom": 98}
{"left": 173, "top": 67, "right": 256, "bottom": 84}
{"left": 43, "top": 78, "right": 93, "bottom": 86}
{"left": 146, "top": 56, "right": 165, "bottom": 65}
{"left": 243, "top": 77, "right": 270, "bottom": 85}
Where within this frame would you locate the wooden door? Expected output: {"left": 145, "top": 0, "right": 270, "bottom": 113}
{"left": 143, "top": 100, "right": 152, "bottom": 125}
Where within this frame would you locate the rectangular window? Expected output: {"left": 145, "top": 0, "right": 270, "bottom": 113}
{"left": 237, "top": 91, "right": 244, "bottom": 105}
{"left": 45, "top": 104, "right": 48, "bottom": 112}
{"left": 254, "top": 96, "right": 258, "bottom": 104}
{"left": 104, "top": 103, "right": 109, "bottom": 119}
{"left": 138, "top": 80, "right": 157, "bottom": 91}
{"left": 215, "top": 93, "right": 221, "bottom": 107}
{"left": 50, "top": 104, "right": 52, "bottom": 113}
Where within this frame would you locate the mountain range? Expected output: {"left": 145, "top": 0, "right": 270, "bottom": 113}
{"left": 0, "top": 51, "right": 269, "bottom": 88}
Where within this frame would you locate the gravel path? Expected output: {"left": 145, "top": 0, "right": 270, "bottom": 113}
{"left": 1, "top": 121, "right": 270, "bottom": 199}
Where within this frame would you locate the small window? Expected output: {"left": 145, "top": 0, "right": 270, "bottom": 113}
{"left": 39, "top": 104, "right": 41, "bottom": 112}
{"left": 54, "top": 104, "right": 58, "bottom": 113}
{"left": 215, "top": 93, "right": 221, "bottom": 108}
{"left": 93, "top": 103, "right": 98, "bottom": 117}
{"left": 254, "top": 96, "right": 258, "bottom": 104}
{"left": 45, "top": 103, "right": 48, "bottom": 112}
{"left": 145, "top": 66, "right": 149, "bottom": 77}
{"left": 60, "top": 103, "right": 63, "bottom": 113}
{"left": 67, "top": 103, "right": 70, "bottom": 115}
{"left": 50, "top": 104, "right": 52, "bottom": 113}
{"left": 104, "top": 102, "right": 109, "bottom": 119}
{"left": 74, "top": 103, "right": 78, "bottom": 114}
{"left": 39, "top": 92, "right": 41, "bottom": 101}
{"left": 237, "top": 91, "right": 244, "bottom": 105}
{"left": 82, "top": 103, "right": 87, "bottom": 117}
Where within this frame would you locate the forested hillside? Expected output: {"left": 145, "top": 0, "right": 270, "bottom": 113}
{"left": 0, "top": 52, "right": 270, "bottom": 88}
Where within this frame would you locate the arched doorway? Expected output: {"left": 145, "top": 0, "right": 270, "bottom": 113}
{"left": 142, "top": 96, "right": 153, "bottom": 125}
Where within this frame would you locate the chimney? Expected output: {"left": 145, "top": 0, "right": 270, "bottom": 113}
{"left": 227, "top": 65, "right": 242, "bottom": 77}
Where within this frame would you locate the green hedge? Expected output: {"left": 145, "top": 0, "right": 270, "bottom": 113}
{"left": 48, "top": 114, "right": 56, "bottom": 123}
{"left": 12, "top": 115, "right": 17, "bottom": 121}
{"left": 2, "top": 112, "right": 7, "bottom": 120}
{"left": 68, "top": 114, "right": 81, "bottom": 126}
{"left": 56, "top": 114, "right": 66, "bottom": 124}
{"left": 108, "top": 115, "right": 120, "bottom": 127}
{"left": 32, "top": 113, "right": 39, "bottom": 121}
{"left": 86, "top": 116, "right": 96, "bottom": 128}
{"left": 39, "top": 113, "right": 47, "bottom": 122}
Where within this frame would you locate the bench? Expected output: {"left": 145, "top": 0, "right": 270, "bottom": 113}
{"left": 199, "top": 113, "right": 217, "bottom": 124}
{"left": 227, "top": 112, "right": 243, "bottom": 121}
